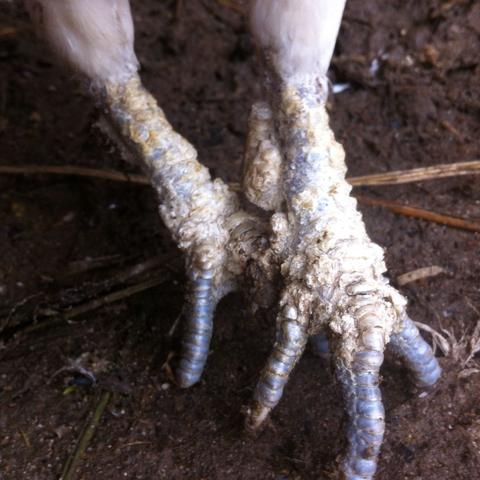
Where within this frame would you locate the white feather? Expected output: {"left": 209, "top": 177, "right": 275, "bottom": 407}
{"left": 249, "top": 0, "right": 346, "bottom": 79}
{"left": 26, "top": 0, "right": 138, "bottom": 83}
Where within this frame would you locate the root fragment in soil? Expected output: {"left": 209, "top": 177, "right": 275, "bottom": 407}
{"left": 357, "top": 196, "right": 480, "bottom": 233}
{"left": 60, "top": 390, "right": 112, "bottom": 480}
{"left": 18, "top": 274, "right": 170, "bottom": 336}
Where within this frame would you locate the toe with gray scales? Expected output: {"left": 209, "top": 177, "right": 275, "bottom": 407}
{"left": 390, "top": 316, "right": 441, "bottom": 388}
{"left": 248, "top": 315, "right": 308, "bottom": 427}
{"left": 176, "top": 270, "right": 216, "bottom": 388}
{"left": 338, "top": 349, "right": 385, "bottom": 480}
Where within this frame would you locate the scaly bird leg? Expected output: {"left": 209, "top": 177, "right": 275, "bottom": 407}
{"left": 246, "top": 2, "right": 441, "bottom": 478}
{"left": 27, "top": 0, "right": 244, "bottom": 388}
{"left": 99, "top": 76, "right": 239, "bottom": 387}
{"left": 244, "top": 73, "right": 441, "bottom": 480}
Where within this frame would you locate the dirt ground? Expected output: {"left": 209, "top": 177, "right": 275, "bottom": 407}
{"left": 1, "top": 1, "right": 480, "bottom": 479}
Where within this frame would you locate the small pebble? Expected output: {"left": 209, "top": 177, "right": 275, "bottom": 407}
{"left": 62, "top": 212, "right": 76, "bottom": 222}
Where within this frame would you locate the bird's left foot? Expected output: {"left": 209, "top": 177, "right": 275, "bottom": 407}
{"left": 241, "top": 83, "right": 441, "bottom": 480}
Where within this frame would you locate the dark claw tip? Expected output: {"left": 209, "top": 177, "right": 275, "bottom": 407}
{"left": 414, "top": 369, "right": 442, "bottom": 390}
{"left": 176, "top": 368, "right": 202, "bottom": 389}
{"left": 244, "top": 402, "right": 271, "bottom": 432}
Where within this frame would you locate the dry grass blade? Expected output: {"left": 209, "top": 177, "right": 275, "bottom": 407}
{"left": 416, "top": 301, "right": 480, "bottom": 376}
{"left": 356, "top": 195, "right": 480, "bottom": 232}
{"left": 349, "top": 160, "right": 480, "bottom": 186}
{"left": 439, "top": 320, "right": 480, "bottom": 374}
{"left": 397, "top": 266, "right": 445, "bottom": 286}
{"left": 3, "top": 164, "right": 480, "bottom": 232}
{"left": 3, "top": 159, "right": 480, "bottom": 189}
{"left": 414, "top": 321, "right": 451, "bottom": 356}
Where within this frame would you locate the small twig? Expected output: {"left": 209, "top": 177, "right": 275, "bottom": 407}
{"left": 64, "top": 255, "right": 122, "bottom": 277}
{"left": 21, "top": 275, "right": 170, "bottom": 335}
{"left": 0, "top": 26, "right": 20, "bottom": 37}
{"left": 2, "top": 160, "right": 480, "bottom": 188}
{"left": 60, "top": 254, "right": 178, "bottom": 310}
{"left": 348, "top": 160, "right": 480, "bottom": 186}
{"left": 0, "top": 293, "right": 42, "bottom": 334}
{"left": 63, "top": 275, "right": 167, "bottom": 319}
{"left": 0, "top": 165, "right": 149, "bottom": 185}
{"left": 60, "top": 390, "right": 112, "bottom": 480}
{"left": 1, "top": 255, "right": 179, "bottom": 336}
{"left": 356, "top": 195, "right": 480, "bottom": 232}
{"left": 397, "top": 266, "right": 446, "bottom": 286}
{"left": 85, "top": 254, "right": 176, "bottom": 291}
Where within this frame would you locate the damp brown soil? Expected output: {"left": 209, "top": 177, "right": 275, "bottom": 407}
{"left": 1, "top": 1, "right": 480, "bottom": 479}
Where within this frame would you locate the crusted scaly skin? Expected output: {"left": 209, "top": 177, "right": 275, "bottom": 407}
{"left": 101, "top": 75, "right": 237, "bottom": 275}
{"left": 243, "top": 102, "right": 283, "bottom": 211}
{"left": 99, "top": 74, "right": 244, "bottom": 387}
{"left": 244, "top": 78, "right": 441, "bottom": 480}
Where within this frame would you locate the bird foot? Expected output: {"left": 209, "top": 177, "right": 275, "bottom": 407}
{"left": 97, "top": 73, "right": 440, "bottom": 480}
{"left": 241, "top": 80, "right": 441, "bottom": 480}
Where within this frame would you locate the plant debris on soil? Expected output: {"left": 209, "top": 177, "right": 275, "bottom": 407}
{"left": 1, "top": 1, "right": 480, "bottom": 479}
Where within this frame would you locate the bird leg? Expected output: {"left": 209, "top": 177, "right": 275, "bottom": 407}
{"left": 98, "top": 75, "right": 241, "bottom": 386}
{"left": 245, "top": 2, "right": 441, "bottom": 478}
{"left": 26, "top": 0, "right": 258, "bottom": 387}
{"left": 242, "top": 74, "right": 441, "bottom": 479}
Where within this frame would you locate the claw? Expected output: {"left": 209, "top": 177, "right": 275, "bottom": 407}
{"left": 245, "top": 403, "right": 271, "bottom": 432}
{"left": 246, "top": 304, "right": 308, "bottom": 430}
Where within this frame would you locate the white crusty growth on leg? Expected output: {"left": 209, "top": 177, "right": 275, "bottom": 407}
{"left": 243, "top": 102, "right": 283, "bottom": 211}
{"left": 25, "top": 0, "right": 138, "bottom": 84}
